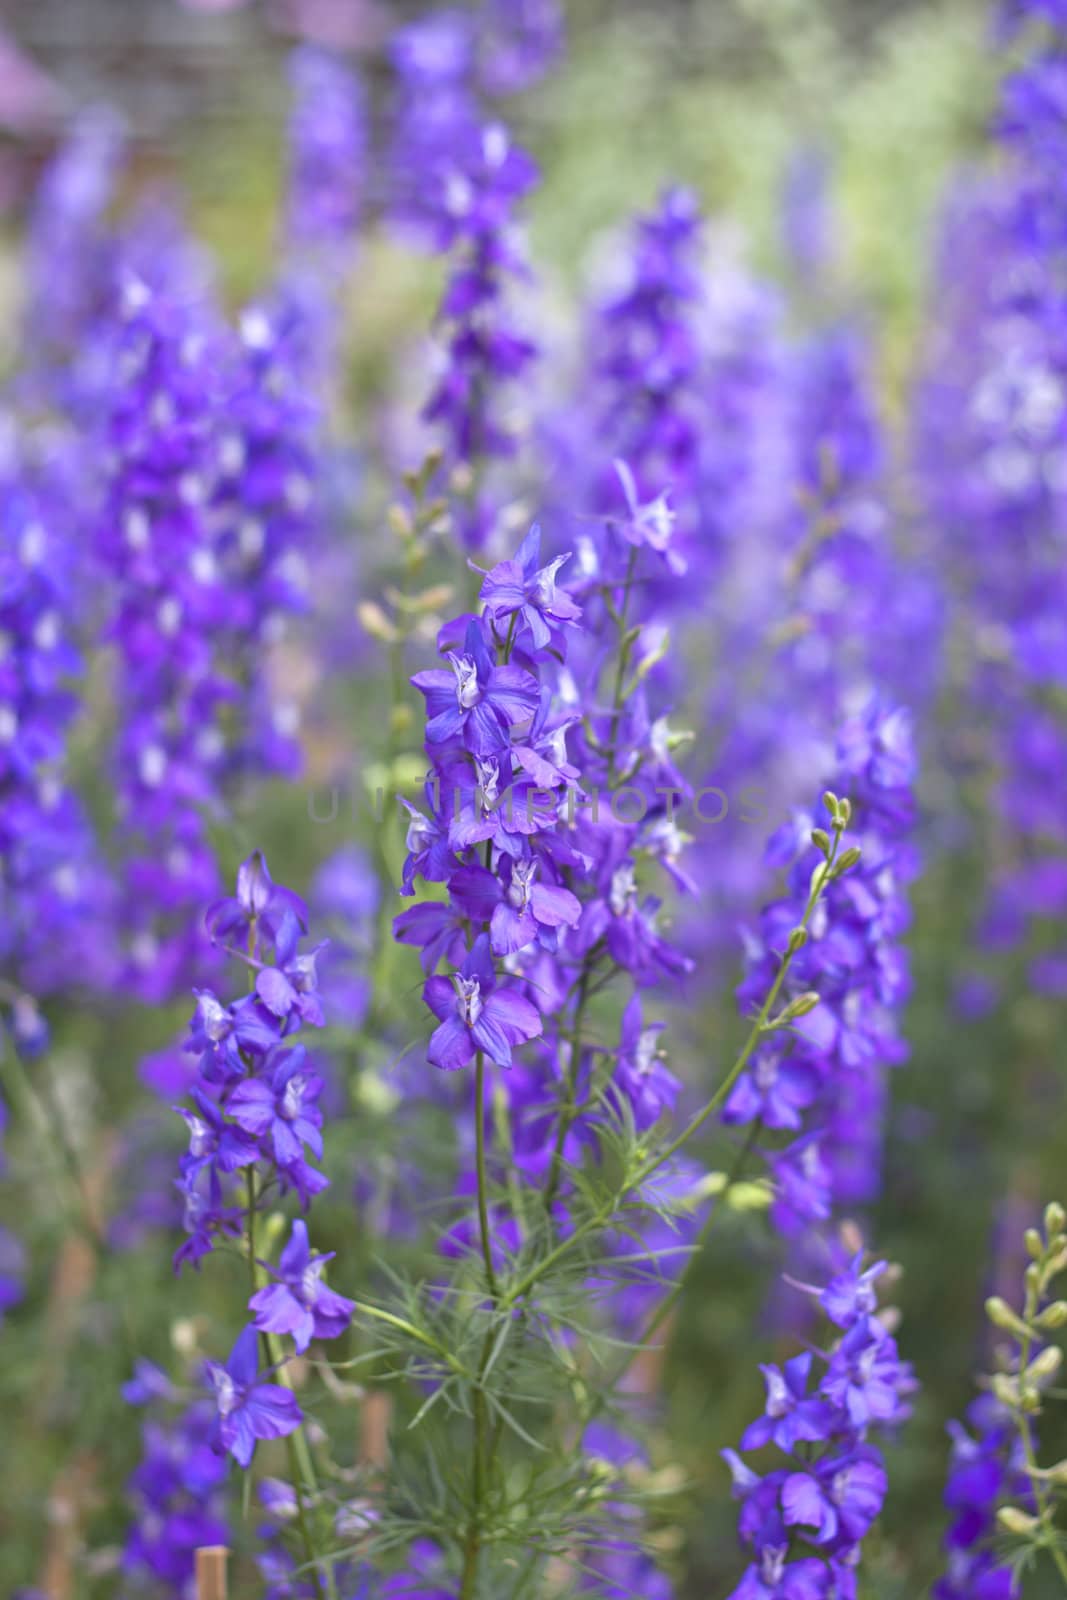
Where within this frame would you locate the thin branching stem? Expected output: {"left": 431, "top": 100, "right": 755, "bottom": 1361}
{"left": 499, "top": 821, "right": 846, "bottom": 1313}
{"left": 245, "top": 1167, "right": 336, "bottom": 1600}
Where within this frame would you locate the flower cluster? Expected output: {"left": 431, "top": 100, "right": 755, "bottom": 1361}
{"left": 168, "top": 851, "right": 356, "bottom": 1505}
{"left": 122, "top": 1367, "right": 230, "bottom": 1593}
{"left": 175, "top": 851, "right": 330, "bottom": 1270}
{"left": 722, "top": 704, "right": 918, "bottom": 1236}
{"left": 935, "top": 1201, "right": 1067, "bottom": 1595}
{"left": 22, "top": 102, "right": 126, "bottom": 410}
{"left": 0, "top": 425, "right": 113, "bottom": 1039}
{"left": 915, "top": 0, "right": 1067, "bottom": 1006}
{"left": 214, "top": 298, "right": 322, "bottom": 784}
{"left": 284, "top": 45, "right": 365, "bottom": 260}
{"left": 723, "top": 1254, "right": 915, "bottom": 1598}
{"left": 418, "top": 119, "right": 540, "bottom": 548}
{"left": 582, "top": 186, "right": 705, "bottom": 580}
{"left": 934, "top": 1394, "right": 1024, "bottom": 1600}
{"left": 96, "top": 279, "right": 235, "bottom": 997}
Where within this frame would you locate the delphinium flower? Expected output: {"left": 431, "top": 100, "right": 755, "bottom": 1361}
{"left": 95, "top": 275, "right": 236, "bottom": 999}
{"left": 934, "top": 1394, "right": 1024, "bottom": 1600}
{"left": 122, "top": 1374, "right": 230, "bottom": 1595}
{"left": 703, "top": 321, "right": 894, "bottom": 826}
{"left": 278, "top": 43, "right": 365, "bottom": 387}
{"left": 395, "top": 507, "right": 697, "bottom": 1596}
{"left": 477, "top": 0, "right": 565, "bottom": 94}
{"left": 575, "top": 186, "right": 707, "bottom": 585}
{"left": 159, "top": 852, "right": 351, "bottom": 1593}
{"left": 174, "top": 850, "right": 333, "bottom": 1267}
{"left": 284, "top": 45, "right": 365, "bottom": 263}
{"left": 387, "top": 0, "right": 563, "bottom": 243}
{"left": 0, "top": 1224, "right": 24, "bottom": 1326}
{"left": 935, "top": 1202, "right": 1067, "bottom": 1594}
{"left": 720, "top": 703, "right": 918, "bottom": 1236}
{"left": 204, "top": 1326, "right": 304, "bottom": 1470}
{"left": 418, "top": 118, "right": 540, "bottom": 548}
{"left": 913, "top": 0, "right": 1067, "bottom": 1005}
{"left": 722, "top": 1254, "right": 914, "bottom": 1598}
{"left": 387, "top": 11, "right": 480, "bottom": 245}
{"left": 21, "top": 102, "right": 126, "bottom": 409}
{"left": 213, "top": 298, "right": 323, "bottom": 786}
{"left": 0, "top": 421, "right": 115, "bottom": 1040}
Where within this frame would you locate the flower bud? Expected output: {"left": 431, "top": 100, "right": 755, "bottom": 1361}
{"left": 810, "top": 828, "right": 831, "bottom": 857}
{"left": 991, "top": 1374, "right": 1020, "bottom": 1409}
{"left": 1026, "top": 1228, "right": 1044, "bottom": 1260}
{"left": 387, "top": 502, "right": 414, "bottom": 540}
{"left": 1036, "top": 1301, "right": 1067, "bottom": 1330}
{"left": 358, "top": 601, "right": 398, "bottom": 643}
{"left": 997, "top": 1506, "right": 1039, "bottom": 1535}
{"left": 985, "top": 1296, "right": 1031, "bottom": 1338}
{"left": 787, "top": 927, "right": 808, "bottom": 954}
{"left": 1047, "top": 1202, "right": 1066, "bottom": 1238}
{"left": 1026, "top": 1345, "right": 1062, "bottom": 1385}
{"left": 781, "top": 992, "right": 821, "bottom": 1022}
{"left": 833, "top": 846, "right": 862, "bottom": 876}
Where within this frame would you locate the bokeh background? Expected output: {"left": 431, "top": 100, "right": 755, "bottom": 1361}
{"left": 1, "top": 1, "right": 1065, "bottom": 1596}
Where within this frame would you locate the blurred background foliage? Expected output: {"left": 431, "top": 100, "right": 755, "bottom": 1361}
{"left": 2, "top": 1, "right": 1064, "bottom": 1597}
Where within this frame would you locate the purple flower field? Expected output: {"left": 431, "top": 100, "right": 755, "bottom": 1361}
{"left": 1, "top": 0, "right": 1067, "bottom": 1595}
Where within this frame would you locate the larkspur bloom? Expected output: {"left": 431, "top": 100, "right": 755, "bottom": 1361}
{"left": 934, "top": 1395, "right": 1025, "bottom": 1600}
{"left": 423, "top": 932, "right": 541, "bottom": 1070}
{"left": 122, "top": 1391, "right": 230, "bottom": 1591}
{"left": 205, "top": 1325, "right": 303, "bottom": 1469}
{"left": 415, "top": 115, "right": 540, "bottom": 546}
{"left": 173, "top": 854, "right": 330, "bottom": 1267}
{"left": 249, "top": 1218, "right": 355, "bottom": 1352}
{"left": 721, "top": 703, "right": 918, "bottom": 1237}
{"left": 723, "top": 1257, "right": 914, "bottom": 1598}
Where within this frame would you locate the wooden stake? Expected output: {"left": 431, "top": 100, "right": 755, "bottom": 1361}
{"left": 195, "top": 1546, "right": 229, "bottom": 1600}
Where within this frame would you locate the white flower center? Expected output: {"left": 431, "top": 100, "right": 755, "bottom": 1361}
{"left": 450, "top": 653, "right": 481, "bottom": 710}
{"left": 454, "top": 975, "right": 483, "bottom": 1027}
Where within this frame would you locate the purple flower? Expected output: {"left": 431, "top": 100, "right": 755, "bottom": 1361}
{"left": 741, "top": 1355, "right": 834, "bottom": 1453}
{"left": 285, "top": 46, "right": 364, "bottom": 255}
{"left": 249, "top": 1219, "right": 354, "bottom": 1352}
{"left": 411, "top": 617, "right": 539, "bottom": 755}
{"left": 607, "top": 993, "right": 681, "bottom": 1130}
{"left": 821, "top": 1317, "right": 912, "bottom": 1433}
{"left": 422, "top": 932, "right": 541, "bottom": 1070}
{"left": 781, "top": 1446, "right": 887, "bottom": 1547}
{"left": 227, "top": 1045, "right": 325, "bottom": 1171}
{"left": 206, "top": 849, "right": 308, "bottom": 951}
{"left": 448, "top": 857, "right": 581, "bottom": 956}
{"left": 178, "top": 1088, "right": 262, "bottom": 1175}
{"left": 475, "top": 523, "right": 582, "bottom": 650}
{"left": 729, "top": 1551, "right": 830, "bottom": 1600}
{"left": 205, "top": 1326, "right": 302, "bottom": 1468}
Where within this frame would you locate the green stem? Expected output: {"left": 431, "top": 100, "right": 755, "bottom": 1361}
{"left": 1015, "top": 1285, "right": 1067, "bottom": 1587}
{"left": 356, "top": 1303, "right": 470, "bottom": 1376}
{"left": 473, "top": 1053, "right": 498, "bottom": 1301}
{"left": 0, "top": 1045, "right": 104, "bottom": 1255}
{"left": 460, "top": 1054, "right": 501, "bottom": 1600}
{"left": 500, "top": 828, "right": 843, "bottom": 1312}
{"left": 604, "top": 548, "right": 638, "bottom": 787}
{"left": 245, "top": 1168, "right": 336, "bottom": 1600}
{"left": 542, "top": 965, "right": 593, "bottom": 1214}
{"left": 629, "top": 1119, "right": 763, "bottom": 1360}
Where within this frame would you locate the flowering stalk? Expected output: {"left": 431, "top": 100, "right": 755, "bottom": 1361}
{"left": 970, "top": 1203, "right": 1067, "bottom": 1588}
{"left": 722, "top": 1252, "right": 915, "bottom": 1596}
{"left": 166, "top": 852, "right": 351, "bottom": 1598}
